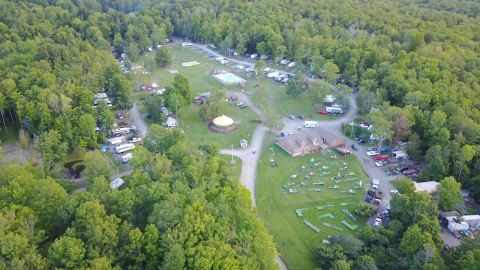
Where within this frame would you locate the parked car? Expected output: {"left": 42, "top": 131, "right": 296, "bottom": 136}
{"left": 355, "top": 136, "right": 369, "bottom": 143}
{"left": 390, "top": 189, "right": 400, "bottom": 195}
{"left": 373, "top": 218, "right": 382, "bottom": 226}
{"left": 288, "top": 115, "right": 296, "bottom": 120}
{"left": 386, "top": 170, "right": 400, "bottom": 175}
{"left": 240, "top": 104, "right": 248, "bottom": 109}
{"left": 402, "top": 168, "right": 419, "bottom": 176}
{"left": 379, "top": 146, "right": 392, "bottom": 154}
{"left": 351, "top": 144, "right": 358, "bottom": 151}
{"left": 118, "top": 120, "right": 129, "bottom": 126}
{"left": 374, "top": 155, "right": 389, "bottom": 161}
{"left": 130, "top": 137, "right": 142, "bottom": 143}
{"left": 375, "top": 160, "right": 387, "bottom": 167}
{"left": 317, "top": 110, "right": 328, "bottom": 115}
{"left": 115, "top": 113, "right": 124, "bottom": 119}
{"left": 297, "top": 115, "right": 305, "bottom": 120}
{"left": 366, "top": 150, "right": 379, "bottom": 156}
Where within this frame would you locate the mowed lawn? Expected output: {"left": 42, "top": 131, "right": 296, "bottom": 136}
{"left": 136, "top": 45, "right": 259, "bottom": 148}
{"left": 256, "top": 135, "right": 369, "bottom": 270}
{"left": 136, "top": 45, "right": 335, "bottom": 132}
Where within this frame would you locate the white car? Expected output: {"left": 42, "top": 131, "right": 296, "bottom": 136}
{"left": 366, "top": 150, "right": 379, "bottom": 156}
{"left": 375, "top": 161, "right": 387, "bottom": 167}
{"left": 130, "top": 137, "right": 142, "bottom": 143}
{"left": 373, "top": 218, "right": 382, "bottom": 226}
{"left": 390, "top": 189, "right": 400, "bottom": 195}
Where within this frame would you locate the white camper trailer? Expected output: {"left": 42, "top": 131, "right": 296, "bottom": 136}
{"left": 121, "top": 153, "right": 133, "bottom": 163}
{"left": 115, "top": 143, "right": 135, "bottom": 154}
{"left": 108, "top": 136, "right": 125, "bottom": 145}
{"left": 304, "top": 121, "right": 319, "bottom": 128}
{"left": 325, "top": 107, "right": 344, "bottom": 114}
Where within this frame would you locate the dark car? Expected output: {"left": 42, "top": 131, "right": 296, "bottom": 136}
{"left": 379, "top": 146, "right": 391, "bottom": 153}
{"left": 351, "top": 144, "right": 358, "bottom": 151}
{"left": 355, "top": 136, "right": 369, "bottom": 144}
{"left": 297, "top": 115, "right": 305, "bottom": 119}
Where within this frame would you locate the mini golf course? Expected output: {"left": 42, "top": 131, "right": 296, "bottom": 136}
{"left": 257, "top": 136, "right": 369, "bottom": 270}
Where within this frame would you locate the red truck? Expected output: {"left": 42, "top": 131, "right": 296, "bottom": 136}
{"left": 374, "top": 155, "right": 389, "bottom": 161}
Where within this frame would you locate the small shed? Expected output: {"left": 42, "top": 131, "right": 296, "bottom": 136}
{"left": 194, "top": 92, "right": 211, "bottom": 105}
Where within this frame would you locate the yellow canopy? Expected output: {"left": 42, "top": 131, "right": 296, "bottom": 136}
{"left": 212, "top": 115, "right": 234, "bottom": 127}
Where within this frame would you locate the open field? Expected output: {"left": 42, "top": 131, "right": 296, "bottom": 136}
{"left": 256, "top": 135, "right": 369, "bottom": 270}
{"left": 135, "top": 45, "right": 259, "bottom": 148}
{"left": 135, "top": 45, "right": 337, "bottom": 131}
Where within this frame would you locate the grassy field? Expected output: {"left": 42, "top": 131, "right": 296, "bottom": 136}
{"left": 135, "top": 45, "right": 261, "bottom": 148}
{"left": 256, "top": 135, "right": 369, "bottom": 270}
{"left": 134, "top": 45, "right": 337, "bottom": 135}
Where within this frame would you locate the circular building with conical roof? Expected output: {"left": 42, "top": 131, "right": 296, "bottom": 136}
{"left": 209, "top": 115, "right": 236, "bottom": 133}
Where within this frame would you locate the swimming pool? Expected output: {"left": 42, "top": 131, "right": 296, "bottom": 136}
{"left": 214, "top": 72, "right": 246, "bottom": 85}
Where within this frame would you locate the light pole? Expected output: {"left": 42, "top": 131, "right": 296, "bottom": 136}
{"left": 231, "top": 144, "right": 235, "bottom": 164}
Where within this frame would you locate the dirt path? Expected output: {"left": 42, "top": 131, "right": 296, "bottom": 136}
{"left": 128, "top": 103, "right": 148, "bottom": 138}
{"left": 219, "top": 125, "right": 268, "bottom": 206}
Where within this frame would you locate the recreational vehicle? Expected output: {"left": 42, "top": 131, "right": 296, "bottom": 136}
{"left": 115, "top": 143, "right": 135, "bottom": 154}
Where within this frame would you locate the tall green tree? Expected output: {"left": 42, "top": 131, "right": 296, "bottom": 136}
{"left": 286, "top": 74, "right": 307, "bottom": 97}
{"left": 437, "top": 176, "right": 462, "bottom": 211}
{"left": 37, "top": 129, "right": 68, "bottom": 173}
{"left": 154, "top": 46, "right": 172, "bottom": 67}
{"left": 48, "top": 236, "right": 86, "bottom": 270}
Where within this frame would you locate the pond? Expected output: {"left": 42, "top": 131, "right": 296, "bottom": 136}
{"left": 64, "top": 160, "right": 85, "bottom": 179}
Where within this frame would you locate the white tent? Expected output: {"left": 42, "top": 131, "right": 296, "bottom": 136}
{"left": 446, "top": 216, "right": 469, "bottom": 232}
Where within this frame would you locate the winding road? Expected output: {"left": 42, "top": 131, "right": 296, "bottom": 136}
{"left": 129, "top": 42, "right": 399, "bottom": 270}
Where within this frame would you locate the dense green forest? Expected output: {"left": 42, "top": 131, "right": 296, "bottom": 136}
{"left": 0, "top": 126, "right": 277, "bottom": 269}
{"left": 1, "top": 0, "right": 480, "bottom": 269}
{"left": 0, "top": 1, "right": 276, "bottom": 269}
{"left": 146, "top": 0, "right": 480, "bottom": 201}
